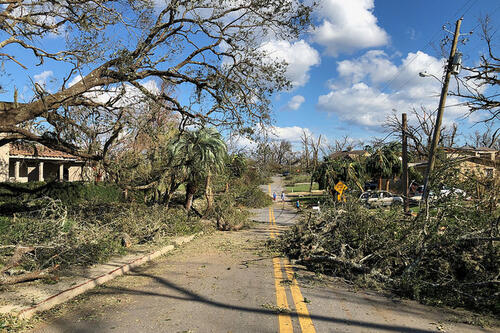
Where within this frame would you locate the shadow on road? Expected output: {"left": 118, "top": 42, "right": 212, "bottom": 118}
{"left": 38, "top": 267, "right": 439, "bottom": 333}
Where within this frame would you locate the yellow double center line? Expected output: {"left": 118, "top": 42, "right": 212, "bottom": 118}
{"left": 268, "top": 185, "right": 316, "bottom": 333}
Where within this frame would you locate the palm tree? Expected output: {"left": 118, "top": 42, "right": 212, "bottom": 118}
{"left": 366, "top": 142, "right": 402, "bottom": 190}
{"left": 171, "top": 127, "right": 227, "bottom": 212}
{"left": 313, "top": 156, "right": 365, "bottom": 197}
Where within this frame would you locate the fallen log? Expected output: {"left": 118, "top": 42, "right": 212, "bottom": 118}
{"left": 297, "top": 254, "right": 394, "bottom": 283}
{"left": 0, "top": 265, "right": 59, "bottom": 285}
{"left": 0, "top": 246, "right": 35, "bottom": 274}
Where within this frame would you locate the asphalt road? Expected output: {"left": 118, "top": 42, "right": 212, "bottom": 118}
{"left": 29, "top": 177, "right": 495, "bottom": 333}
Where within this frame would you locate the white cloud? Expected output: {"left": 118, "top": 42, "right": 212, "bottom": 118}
{"left": 337, "top": 50, "right": 398, "bottom": 85}
{"left": 269, "top": 126, "right": 312, "bottom": 143}
{"left": 68, "top": 75, "right": 83, "bottom": 87}
{"left": 311, "top": 0, "right": 389, "bottom": 56}
{"left": 229, "top": 125, "right": 317, "bottom": 153}
{"left": 34, "top": 70, "right": 54, "bottom": 86}
{"left": 286, "top": 95, "right": 305, "bottom": 110}
{"left": 227, "top": 134, "right": 257, "bottom": 153}
{"left": 260, "top": 40, "right": 320, "bottom": 88}
{"left": 79, "top": 79, "right": 160, "bottom": 109}
{"left": 317, "top": 50, "right": 469, "bottom": 128}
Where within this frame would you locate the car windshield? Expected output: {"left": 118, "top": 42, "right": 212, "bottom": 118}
{"left": 361, "top": 193, "right": 370, "bottom": 199}
{"left": 370, "top": 192, "right": 379, "bottom": 199}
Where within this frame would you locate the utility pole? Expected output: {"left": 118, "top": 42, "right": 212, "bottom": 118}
{"left": 422, "top": 18, "right": 462, "bottom": 202}
{"left": 402, "top": 113, "right": 409, "bottom": 213}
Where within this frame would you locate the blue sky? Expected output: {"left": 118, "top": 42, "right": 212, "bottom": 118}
{"left": 3, "top": 0, "right": 499, "bottom": 151}
{"left": 260, "top": 0, "right": 499, "bottom": 148}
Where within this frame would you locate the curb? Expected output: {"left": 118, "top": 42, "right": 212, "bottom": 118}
{"left": 16, "top": 232, "right": 203, "bottom": 319}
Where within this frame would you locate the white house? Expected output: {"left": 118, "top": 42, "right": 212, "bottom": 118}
{"left": 0, "top": 142, "right": 89, "bottom": 183}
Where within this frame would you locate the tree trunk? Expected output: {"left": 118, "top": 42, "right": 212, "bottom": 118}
{"left": 308, "top": 170, "right": 316, "bottom": 193}
{"left": 378, "top": 177, "right": 382, "bottom": 190}
{"left": 185, "top": 182, "right": 195, "bottom": 211}
{"left": 204, "top": 173, "right": 213, "bottom": 213}
{"left": 163, "top": 191, "right": 172, "bottom": 209}
{"left": 385, "top": 179, "right": 390, "bottom": 191}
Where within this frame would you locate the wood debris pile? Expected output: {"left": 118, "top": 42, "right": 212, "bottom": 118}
{"left": 277, "top": 200, "right": 499, "bottom": 314}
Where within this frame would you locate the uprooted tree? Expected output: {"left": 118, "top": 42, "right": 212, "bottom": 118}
{"left": 0, "top": 0, "right": 313, "bottom": 162}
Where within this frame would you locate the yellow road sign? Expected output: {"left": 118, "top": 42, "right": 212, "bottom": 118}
{"left": 334, "top": 181, "right": 347, "bottom": 194}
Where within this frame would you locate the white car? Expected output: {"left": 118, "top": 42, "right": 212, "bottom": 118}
{"left": 440, "top": 187, "right": 469, "bottom": 199}
{"left": 360, "top": 191, "right": 403, "bottom": 207}
{"left": 410, "top": 187, "right": 468, "bottom": 205}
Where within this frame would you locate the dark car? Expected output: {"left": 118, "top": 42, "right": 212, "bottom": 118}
{"left": 364, "top": 182, "right": 377, "bottom": 191}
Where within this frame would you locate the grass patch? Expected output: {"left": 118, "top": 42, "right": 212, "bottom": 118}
{"left": 291, "top": 195, "right": 330, "bottom": 207}
{"left": 285, "top": 182, "right": 319, "bottom": 193}
{"left": 283, "top": 174, "right": 311, "bottom": 185}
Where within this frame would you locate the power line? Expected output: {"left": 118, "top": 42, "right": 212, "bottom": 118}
{"left": 376, "top": 0, "right": 479, "bottom": 100}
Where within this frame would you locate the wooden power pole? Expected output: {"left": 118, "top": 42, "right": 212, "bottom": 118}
{"left": 402, "top": 113, "right": 409, "bottom": 213}
{"left": 422, "top": 18, "right": 462, "bottom": 201}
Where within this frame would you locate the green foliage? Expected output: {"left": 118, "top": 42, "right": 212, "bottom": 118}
{"left": 0, "top": 182, "right": 123, "bottom": 209}
{"left": 365, "top": 142, "right": 401, "bottom": 184}
{"left": 211, "top": 191, "right": 251, "bottom": 231}
{"left": 313, "top": 156, "right": 365, "bottom": 194}
{"left": 171, "top": 127, "right": 227, "bottom": 182}
{"left": 170, "top": 127, "right": 227, "bottom": 209}
{"left": 234, "top": 184, "right": 273, "bottom": 208}
{"left": 243, "top": 165, "right": 271, "bottom": 185}
{"left": 285, "top": 183, "right": 319, "bottom": 192}
{"left": 227, "top": 154, "right": 247, "bottom": 178}
{"left": 0, "top": 201, "right": 204, "bottom": 271}
{"left": 283, "top": 173, "right": 310, "bottom": 185}
{"left": 278, "top": 195, "right": 499, "bottom": 314}
{"left": 0, "top": 313, "right": 31, "bottom": 332}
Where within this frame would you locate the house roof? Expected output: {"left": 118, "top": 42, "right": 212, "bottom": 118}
{"left": 449, "top": 146, "right": 497, "bottom": 152}
{"left": 9, "top": 143, "right": 79, "bottom": 160}
{"left": 410, "top": 156, "right": 498, "bottom": 170}
{"left": 475, "top": 146, "right": 497, "bottom": 152}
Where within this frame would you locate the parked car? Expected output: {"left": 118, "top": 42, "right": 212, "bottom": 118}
{"left": 410, "top": 186, "right": 467, "bottom": 205}
{"left": 364, "top": 181, "right": 377, "bottom": 191}
{"left": 359, "top": 191, "right": 403, "bottom": 207}
{"left": 440, "top": 187, "right": 469, "bottom": 199}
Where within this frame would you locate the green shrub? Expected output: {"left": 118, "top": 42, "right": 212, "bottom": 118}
{"left": 210, "top": 191, "right": 251, "bottom": 230}
{"left": 0, "top": 182, "right": 124, "bottom": 212}
{"left": 235, "top": 185, "right": 272, "bottom": 208}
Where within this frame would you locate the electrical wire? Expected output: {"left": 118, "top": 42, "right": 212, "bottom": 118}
{"left": 374, "top": 0, "right": 480, "bottom": 103}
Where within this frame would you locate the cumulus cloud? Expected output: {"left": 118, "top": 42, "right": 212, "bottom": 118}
{"left": 260, "top": 40, "right": 320, "bottom": 88}
{"left": 269, "top": 126, "right": 312, "bottom": 143}
{"left": 229, "top": 125, "right": 313, "bottom": 150}
{"left": 311, "top": 0, "right": 389, "bottom": 56}
{"left": 71, "top": 79, "right": 160, "bottom": 109}
{"left": 286, "top": 95, "right": 305, "bottom": 110}
{"left": 317, "top": 50, "right": 469, "bottom": 128}
{"left": 34, "top": 70, "right": 54, "bottom": 86}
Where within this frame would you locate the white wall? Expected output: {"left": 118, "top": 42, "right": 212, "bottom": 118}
{"left": 0, "top": 142, "right": 9, "bottom": 182}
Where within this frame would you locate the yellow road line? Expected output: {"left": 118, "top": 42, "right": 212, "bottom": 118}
{"left": 270, "top": 183, "right": 316, "bottom": 332}
{"left": 283, "top": 258, "right": 316, "bottom": 333}
{"left": 268, "top": 184, "right": 293, "bottom": 332}
{"left": 273, "top": 257, "right": 293, "bottom": 332}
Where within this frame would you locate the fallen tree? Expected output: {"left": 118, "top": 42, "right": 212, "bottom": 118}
{"left": 277, "top": 194, "right": 499, "bottom": 314}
